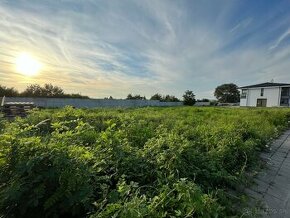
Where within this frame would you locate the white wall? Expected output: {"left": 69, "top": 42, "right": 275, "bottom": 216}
{"left": 245, "top": 87, "right": 280, "bottom": 107}
{"left": 240, "top": 98, "right": 247, "bottom": 106}
{"left": 3, "top": 97, "right": 183, "bottom": 108}
{"left": 195, "top": 102, "right": 210, "bottom": 106}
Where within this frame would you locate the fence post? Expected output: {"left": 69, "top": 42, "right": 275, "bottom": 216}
{"left": 1, "top": 96, "right": 5, "bottom": 107}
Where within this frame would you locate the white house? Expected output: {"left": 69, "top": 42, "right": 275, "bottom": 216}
{"left": 239, "top": 82, "right": 290, "bottom": 107}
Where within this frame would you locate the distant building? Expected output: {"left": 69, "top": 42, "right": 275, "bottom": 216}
{"left": 239, "top": 82, "right": 290, "bottom": 107}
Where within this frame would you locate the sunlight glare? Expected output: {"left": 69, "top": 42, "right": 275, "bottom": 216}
{"left": 16, "top": 53, "right": 42, "bottom": 76}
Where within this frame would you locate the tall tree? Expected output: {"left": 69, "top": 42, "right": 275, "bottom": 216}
{"left": 43, "top": 84, "right": 64, "bottom": 97}
{"left": 0, "top": 85, "right": 18, "bottom": 97}
{"left": 183, "top": 90, "right": 196, "bottom": 106}
{"left": 21, "top": 84, "right": 43, "bottom": 97}
{"left": 214, "top": 83, "right": 240, "bottom": 103}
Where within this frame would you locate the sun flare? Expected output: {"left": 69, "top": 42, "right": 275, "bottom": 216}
{"left": 16, "top": 53, "right": 42, "bottom": 76}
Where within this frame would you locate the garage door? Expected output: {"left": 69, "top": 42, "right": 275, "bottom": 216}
{"left": 257, "top": 99, "right": 267, "bottom": 107}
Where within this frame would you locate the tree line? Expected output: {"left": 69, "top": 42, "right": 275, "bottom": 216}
{"left": 126, "top": 93, "right": 181, "bottom": 102}
{"left": 1, "top": 84, "right": 196, "bottom": 104}
{"left": 1, "top": 83, "right": 240, "bottom": 104}
{"left": 0, "top": 84, "right": 89, "bottom": 99}
{"left": 125, "top": 90, "right": 197, "bottom": 105}
{"left": 124, "top": 83, "right": 241, "bottom": 105}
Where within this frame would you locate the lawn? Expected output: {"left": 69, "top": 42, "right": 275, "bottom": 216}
{"left": 0, "top": 106, "right": 290, "bottom": 217}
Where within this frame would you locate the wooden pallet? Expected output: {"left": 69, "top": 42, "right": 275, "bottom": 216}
{"left": 1, "top": 102, "right": 35, "bottom": 118}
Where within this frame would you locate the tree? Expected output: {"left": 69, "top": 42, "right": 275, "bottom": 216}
{"left": 126, "top": 94, "right": 133, "bottom": 99}
{"left": 0, "top": 85, "right": 18, "bottom": 97}
{"left": 21, "top": 84, "right": 43, "bottom": 97}
{"left": 210, "top": 100, "right": 218, "bottom": 106}
{"left": 21, "top": 83, "right": 64, "bottom": 97}
{"left": 150, "top": 93, "right": 163, "bottom": 101}
{"left": 183, "top": 90, "right": 196, "bottom": 106}
{"left": 150, "top": 93, "right": 180, "bottom": 102}
{"left": 21, "top": 84, "right": 89, "bottom": 98}
{"left": 126, "top": 94, "right": 146, "bottom": 100}
{"left": 163, "top": 95, "right": 180, "bottom": 102}
{"left": 67, "top": 93, "right": 89, "bottom": 99}
{"left": 104, "top": 96, "right": 114, "bottom": 100}
{"left": 43, "top": 84, "right": 64, "bottom": 97}
{"left": 214, "top": 83, "right": 240, "bottom": 103}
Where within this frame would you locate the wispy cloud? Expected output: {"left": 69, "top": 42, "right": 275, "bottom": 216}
{"left": 0, "top": 0, "right": 290, "bottom": 99}
{"left": 269, "top": 28, "right": 290, "bottom": 50}
{"left": 230, "top": 18, "right": 252, "bottom": 33}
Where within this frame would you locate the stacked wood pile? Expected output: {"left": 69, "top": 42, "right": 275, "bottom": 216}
{"left": 1, "top": 102, "right": 35, "bottom": 118}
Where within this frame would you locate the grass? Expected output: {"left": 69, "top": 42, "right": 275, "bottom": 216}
{"left": 0, "top": 106, "right": 290, "bottom": 217}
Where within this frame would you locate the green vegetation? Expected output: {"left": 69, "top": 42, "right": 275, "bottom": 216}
{"left": 126, "top": 94, "right": 147, "bottom": 100}
{"left": 150, "top": 93, "right": 180, "bottom": 102}
{"left": 183, "top": 90, "right": 196, "bottom": 105}
{"left": 214, "top": 83, "right": 240, "bottom": 103}
{"left": 0, "top": 83, "right": 89, "bottom": 98}
{"left": 0, "top": 107, "right": 290, "bottom": 217}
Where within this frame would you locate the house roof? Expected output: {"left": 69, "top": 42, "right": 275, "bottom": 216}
{"left": 239, "top": 82, "right": 290, "bottom": 89}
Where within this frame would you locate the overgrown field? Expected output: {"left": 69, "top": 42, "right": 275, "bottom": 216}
{"left": 1, "top": 107, "right": 290, "bottom": 217}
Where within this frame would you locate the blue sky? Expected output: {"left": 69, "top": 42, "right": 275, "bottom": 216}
{"left": 1, "top": 0, "right": 290, "bottom": 99}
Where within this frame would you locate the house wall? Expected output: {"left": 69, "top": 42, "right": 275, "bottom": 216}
{"left": 3, "top": 97, "right": 183, "bottom": 108}
{"left": 240, "top": 99, "right": 247, "bottom": 106}
{"left": 240, "top": 97, "right": 247, "bottom": 106}
{"left": 244, "top": 87, "right": 280, "bottom": 107}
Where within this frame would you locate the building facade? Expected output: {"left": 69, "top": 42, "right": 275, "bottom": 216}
{"left": 239, "top": 82, "right": 290, "bottom": 107}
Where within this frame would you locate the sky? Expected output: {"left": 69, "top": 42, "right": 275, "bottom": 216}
{"left": 1, "top": 0, "right": 290, "bottom": 99}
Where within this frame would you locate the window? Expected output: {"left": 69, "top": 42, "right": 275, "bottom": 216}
{"left": 260, "top": 88, "right": 264, "bottom": 96}
{"left": 280, "top": 98, "right": 289, "bottom": 106}
{"left": 241, "top": 89, "right": 247, "bottom": 98}
{"left": 281, "top": 87, "right": 289, "bottom": 96}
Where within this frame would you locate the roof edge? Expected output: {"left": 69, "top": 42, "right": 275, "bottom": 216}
{"left": 239, "top": 82, "right": 290, "bottom": 89}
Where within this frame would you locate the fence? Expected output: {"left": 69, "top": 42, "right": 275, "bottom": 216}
{"left": 195, "top": 102, "right": 210, "bottom": 106}
{"left": 1, "top": 97, "right": 183, "bottom": 108}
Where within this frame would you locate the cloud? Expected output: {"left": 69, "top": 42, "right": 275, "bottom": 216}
{"left": 0, "top": 0, "right": 290, "bottom": 99}
{"left": 269, "top": 28, "right": 290, "bottom": 50}
{"left": 230, "top": 18, "right": 253, "bottom": 33}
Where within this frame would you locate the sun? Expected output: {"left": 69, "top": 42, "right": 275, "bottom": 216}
{"left": 16, "top": 53, "right": 42, "bottom": 76}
